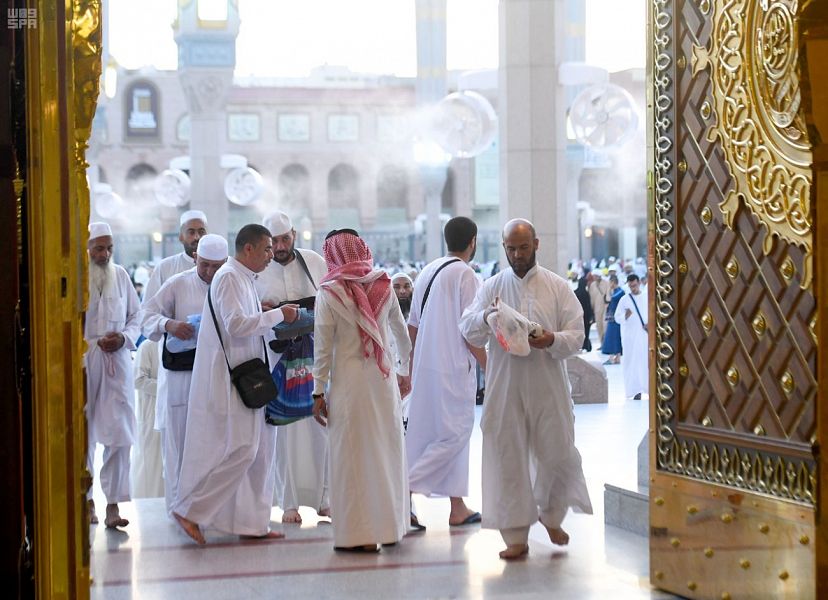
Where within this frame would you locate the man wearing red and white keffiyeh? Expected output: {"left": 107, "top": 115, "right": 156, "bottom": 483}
{"left": 319, "top": 230, "right": 393, "bottom": 377}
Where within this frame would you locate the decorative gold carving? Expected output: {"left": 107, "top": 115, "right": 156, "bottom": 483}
{"left": 671, "top": 537, "right": 681, "bottom": 547}
{"left": 701, "top": 307, "right": 714, "bottom": 335}
{"left": 687, "top": 581, "right": 697, "bottom": 591}
{"left": 721, "top": 594, "right": 731, "bottom": 600}
{"left": 655, "top": 496, "right": 665, "bottom": 506}
{"left": 725, "top": 257, "right": 740, "bottom": 280}
{"left": 780, "top": 371, "right": 795, "bottom": 395}
{"left": 700, "top": 206, "right": 713, "bottom": 225}
{"left": 780, "top": 256, "right": 796, "bottom": 281}
{"left": 700, "top": 101, "right": 712, "bottom": 120}
{"left": 72, "top": 0, "right": 103, "bottom": 170}
{"left": 759, "top": 523, "right": 769, "bottom": 533}
{"left": 754, "top": 424, "right": 766, "bottom": 436}
{"left": 752, "top": 312, "right": 767, "bottom": 337}
{"left": 800, "top": 534, "right": 810, "bottom": 545}
{"left": 677, "top": 159, "right": 687, "bottom": 172}
{"left": 691, "top": 43, "right": 710, "bottom": 77}
{"left": 654, "top": 570, "right": 664, "bottom": 580}
{"left": 726, "top": 365, "right": 740, "bottom": 387}
{"left": 678, "top": 261, "right": 688, "bottom": 274}
{"left": 721, "top": 512, "right": 734, "bottom": 523}
{"left": 740, "top": 558, "right": 751, "bottom": 569}
{"left": 676, "top": 55, "right": 687, "bottom": 70}
{"left": 699, "top": 0, "right": 711, "bottom": 15}
{"left": 702, "top": 415, "right": 713, "bottom": 427}
{"left": 701, "top": 0, "right": 813, "bottom": 289}
{"left": 679, "top": 364, "right": 689, "bottom": 377}
{"left": 809, "top": 316, "right": 817, "bottom": 344}
{"left": 687, "top": 505, "right": 698, "bottom": 514}
{"left": 704, "top": 547, "right": 714, "bottom": 557}
{"left": 779, "top": 570, "right": 789, "bottom": 581}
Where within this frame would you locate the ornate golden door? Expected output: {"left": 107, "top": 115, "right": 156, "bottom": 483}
{"left": 647, "top": 1, "right": 828, "bottom": 597}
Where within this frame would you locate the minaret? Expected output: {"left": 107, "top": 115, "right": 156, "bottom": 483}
{"left": 415, "top": 0, "right": 448, "bottom": 260}
{"left": 174, "top": 0, "right": 240, "bottom": 237}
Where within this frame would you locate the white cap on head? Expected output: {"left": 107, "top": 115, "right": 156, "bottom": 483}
{"left": 88, "top": 222, "right": 112, "bottom": 240}
{"left": 391, "top": 272, "right": 413, "bottom": 285}
{"left": 196, "top": 234, "right": 228, "bottom": 261}
{"left": 607, "top": 263, "right": 619, "bottom": 272}
{"left": 262, "top": 210, "right": 293, "bottom": 237}
{"left": 180, "top": 210, "right": 208, "bottom": 227}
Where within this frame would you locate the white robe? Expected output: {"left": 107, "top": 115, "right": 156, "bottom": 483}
{"left": 614, "top": 291, "right": 649, "bottom": 398}
{"left": 459, "top": 264, "right": 593, "bottom": 532}
{"left": 140, "top": 268, "right": 209, "bottom": 512}
{"left": 312, "top": 284, "right": 412, "bottom": 547}
{"left": 85, "top": 263, "right": 141, "bottom": 503}
{"left": 131, "top": 339, "right": 164, "bottom": 498}
{"left": 406, "top": 257, "right": 480, "bottom": 498}
{"left": 255, "top": 249, "right": 330, "bottom": 514}
{"left": 172, "top": 257, "right": 285, "bottom": 536}
{"left": 142, "top": 251, "right": 196, "bottom": 431}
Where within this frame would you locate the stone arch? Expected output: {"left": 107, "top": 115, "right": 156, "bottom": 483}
{"left": 376, "top": 165, "right": 408, "bottom": 209}
{"left": 278, "top": 164, "right": 311, "bottom": 212}
{"left": 124, "top": 163, "right": 158, "bottom": 205}
{"left": 327, "top": 163, "right": 361, "bottom": 228}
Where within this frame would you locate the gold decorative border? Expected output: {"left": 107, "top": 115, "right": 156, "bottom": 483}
{"left": 651, "top": 0, "right": 816, "bottom": 506}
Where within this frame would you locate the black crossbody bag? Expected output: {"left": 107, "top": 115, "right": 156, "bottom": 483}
{"left": 161, "top": 332, "right": 196, "bottom": 371}
{"left": 420, "top": 258, "right": 461, "bottom": 314}
{"left": 207, "top": 287, "right": 277, "bottom": 409}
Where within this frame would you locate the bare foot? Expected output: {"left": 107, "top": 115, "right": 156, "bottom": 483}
{"left": 541, "top": 522, "right": 570, "bottom": 546}
{"left": 499, "top": 544, "right": 529, "bottom": 560}
{"left": 317, "top": 507, "right": 331, "bottom": 518}
{"left": 281, "top": 508, "right": 302, "bottom": 524}
{"left": 88, "top": 499, "right": 98, "bottom": 525}
{"left": 173, "top": 512, "right": 206, "bottom": 545}
{"left": 240, "top": 530, "right": 285, "bottom": 540}
{"left": 104, "top": 504, "right": 129, "bottom": 529}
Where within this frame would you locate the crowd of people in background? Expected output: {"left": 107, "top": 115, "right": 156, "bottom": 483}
{"left": 86, "top": 211, "right": 651, "bottom": 558}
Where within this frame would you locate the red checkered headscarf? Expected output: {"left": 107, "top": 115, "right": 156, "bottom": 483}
{"left": 320, "top": 232, "right": 392, "bottom": 377}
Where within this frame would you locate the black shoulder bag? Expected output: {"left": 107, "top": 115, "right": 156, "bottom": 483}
{"left": 629, "top": 295, "right": 648, "bottom": 333}
{"left": 161, "top": 332, "right": 196, "bottom": 371}
{"left": 207, "top": 287, "right": 277, "bottom": 409}
{"left": 420, "top": 258, "right": 461, "bottom": 315}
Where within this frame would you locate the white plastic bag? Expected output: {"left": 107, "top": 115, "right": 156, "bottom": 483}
{"left": 486, "top": 297, "right": 531, "bottom": 356}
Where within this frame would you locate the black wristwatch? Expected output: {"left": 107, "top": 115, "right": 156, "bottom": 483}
{"left": 312, "top": 393, "right": 325, "bottom": 399}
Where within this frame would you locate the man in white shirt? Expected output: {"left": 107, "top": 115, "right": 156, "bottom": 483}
{"left": 85, "top": 222, "right": 141, "bottom": 528}
{"left": 460, "top": 219, "right": 592, "bottom": 559}
{"left": 614, "top": 273, "right": 649, "bottom": 399}
{"left": 256, "top": 211, "right": 330, "bottom": 525}
{"left": 143, "top": 210, "right": 208, "bottom": 302}
{"left": 172, "top": 224, "right": 298, "bottom": 545}
{"left": 406, "top": 217, "right": 486, "bottom": 528}
{"left": 140, "top": 234, "right": 229, "bottom": 513}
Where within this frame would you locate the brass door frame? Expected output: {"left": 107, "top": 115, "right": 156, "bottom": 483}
{"left": 25, "top": 1, "right": 101, "bottom": 596}
{"left": 647, "top": 0, "right": 827, "bottom": 597}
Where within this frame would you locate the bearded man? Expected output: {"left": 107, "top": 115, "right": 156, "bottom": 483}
{"left": 85, "top": 222, "right": 141, "bottom": 528}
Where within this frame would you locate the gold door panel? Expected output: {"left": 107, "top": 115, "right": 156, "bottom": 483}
{"left": 648, "top": 0, "right": 825, "bottom": 597}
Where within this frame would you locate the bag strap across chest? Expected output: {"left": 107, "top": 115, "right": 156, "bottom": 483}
{"left": 420, "top": 258, "right": 462, "bottom": 315}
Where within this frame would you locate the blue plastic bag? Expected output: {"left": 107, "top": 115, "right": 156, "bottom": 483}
{"left": 266, "top": 334, "right": 315, "bottom": 426}
{"left": 165, "top": 313, "right": 201, "bottom": 352}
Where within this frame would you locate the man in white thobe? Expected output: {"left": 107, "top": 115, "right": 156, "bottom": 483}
{"left": 141, "top": 210, "right": 209, "bottom": 483}
{"left": 131, "top": 339, "right": 164, "bottom": 498}
{"left": 256, "top": 211, "right": 330, "bottom": 525}
{"left": 587, "top": 270, "right": 611, "bottom": 346}
{"left": 85, "top": 222, "right": 141, "bottom": 528}
{"left": 143, "top": 210, "right": 208, "bottom": 301}
{"left": 406, "top": 217, "right": 486, "bottom": 528}
{"left": 460, "top": 219, "right": 593, "bottom": 560}
{"left": 172, "top": 224, "right": 298, "bottom": 545}
{"left": 141, "top": 234, "right": 228, "bottom": 513}
{"left": 615, "top": 273, "right": 649, "bottom": 399}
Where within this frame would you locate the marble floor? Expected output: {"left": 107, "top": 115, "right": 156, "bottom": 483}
{"left": 90, "top": 344, "right": 677, "bottom": 599}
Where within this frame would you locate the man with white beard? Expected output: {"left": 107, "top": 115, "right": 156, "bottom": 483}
{"left": 141, "top": 234, "right": 229, "bottom": 513}
{"left": 143, "top": 210, "right": 208, "bottom": 301}
{"left": 85, "top": 222, "right": 141, "bottom": 528}
{"left": 172, "top": 224, "right": 299, "bottom": 545}
{"left": 256, "top": 211, "right": 330, "bottom": 524}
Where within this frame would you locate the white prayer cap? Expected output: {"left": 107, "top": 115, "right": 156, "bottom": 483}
{"left": 391, "top": 272, "right": 413, "bottom": 285}
{"left": 88, "top": 222, "right": 112, "bottom": 240}
{"left": 180, "top": 210, "right": 208, "bottom": 227}
{"left": 196, "top": 234, "right": 228, "bottom": 261}
{"left": 262, "top": 210, "right": 293, "bottom": 236}
{"left": 607, "top": 263, "right": 619, "bottom": 272}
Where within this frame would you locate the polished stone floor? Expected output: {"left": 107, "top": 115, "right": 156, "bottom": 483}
{"left": 90, "top": 344, "right": 677, "bottom": 599}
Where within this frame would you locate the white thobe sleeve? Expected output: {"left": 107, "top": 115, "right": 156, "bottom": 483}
{"left": 143, "top": 264, "right": 163, "bottom": 304}
{"left": 312, "top": 290, "right": 335, "bottom": 395}
{"left": 122, "top": 279, "right": 142, "bottom": 351}
{"left": 387, "top": 298, "right": 412, "bottom": 376}
{"left": 140, "top": 279, "right": 176, "bottom": 341}
{"left": 217, "top": 274, "right": 284, "bottom": 337}
{"left": 542, "top": 283, "right": 584, "bottom": 359}
{"left": 459, "top": 281, "right": 495, "bottom": 348}
{"left": 614, "top": 295, "right": 629, "bottom": 324}
{"left": 134, "top": 342, "right": 158, "bottom": 396}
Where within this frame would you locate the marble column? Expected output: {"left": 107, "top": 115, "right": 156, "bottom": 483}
{"left": 499, "top": 0, "right": 574, "bottom": 274}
